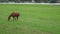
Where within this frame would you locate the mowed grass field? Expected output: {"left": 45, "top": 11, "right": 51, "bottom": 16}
{"left": 0, "top": 4, "right": 60, "bottom": 34}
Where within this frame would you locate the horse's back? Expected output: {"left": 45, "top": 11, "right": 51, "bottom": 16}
{"left": 11, "top": 12, "right": 20, "bottom": 17}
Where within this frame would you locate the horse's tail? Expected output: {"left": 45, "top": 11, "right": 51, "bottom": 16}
{"left": 8, "top": 15, "right": 11, "bottom": 21}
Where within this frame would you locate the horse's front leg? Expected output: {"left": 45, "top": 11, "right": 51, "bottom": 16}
{"left": 13, "top": 17, "right": 17, "bottom": 21}
{"left": 13, "top": 17, "right": 15, "bottom": 21}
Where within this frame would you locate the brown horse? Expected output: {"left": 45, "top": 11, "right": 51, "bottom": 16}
{"left": 8, "top": 12, "right": 20, "bottom": 21}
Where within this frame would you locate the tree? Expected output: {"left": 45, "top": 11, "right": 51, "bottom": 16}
{"left": 50, "top": 0, "right": 57, "bottom": 3}
{"left": 35, "top": 0, "right": 42, "bottom": 3}
{"left": 43, "top": 0, "right": 48, "bottom": 3}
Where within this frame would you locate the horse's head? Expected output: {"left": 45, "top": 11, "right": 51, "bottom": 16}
{"left": 8, "top": 15, "right": 11, "bottom": 21}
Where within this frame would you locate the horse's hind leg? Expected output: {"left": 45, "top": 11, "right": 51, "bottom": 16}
{"left": 17, "top": 16, "right": 18, "bottom": 20}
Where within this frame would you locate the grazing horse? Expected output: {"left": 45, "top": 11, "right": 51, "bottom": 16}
{"left": 8, "top": 12, "right": 20, "bottom": 21}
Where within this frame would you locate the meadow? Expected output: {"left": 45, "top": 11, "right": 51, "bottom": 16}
{"left": 0, "top": 4, "right": 60, "bottom": 34}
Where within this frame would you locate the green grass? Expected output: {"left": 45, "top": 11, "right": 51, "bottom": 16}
{"left": 0, "top": 4, "right": 60, "bottom": 34}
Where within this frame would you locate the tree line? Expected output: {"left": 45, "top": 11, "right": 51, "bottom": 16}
{"left": 0, "top": 0, "right": 59, "bottom": 3}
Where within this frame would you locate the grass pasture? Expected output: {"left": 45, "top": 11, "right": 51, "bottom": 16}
{"left": 0, "top": 4, "right": 60, "bottom": 34}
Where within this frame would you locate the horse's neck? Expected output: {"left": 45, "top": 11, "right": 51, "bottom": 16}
{"left": 9, "top": 15, "right": 12, "bottom": 18}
